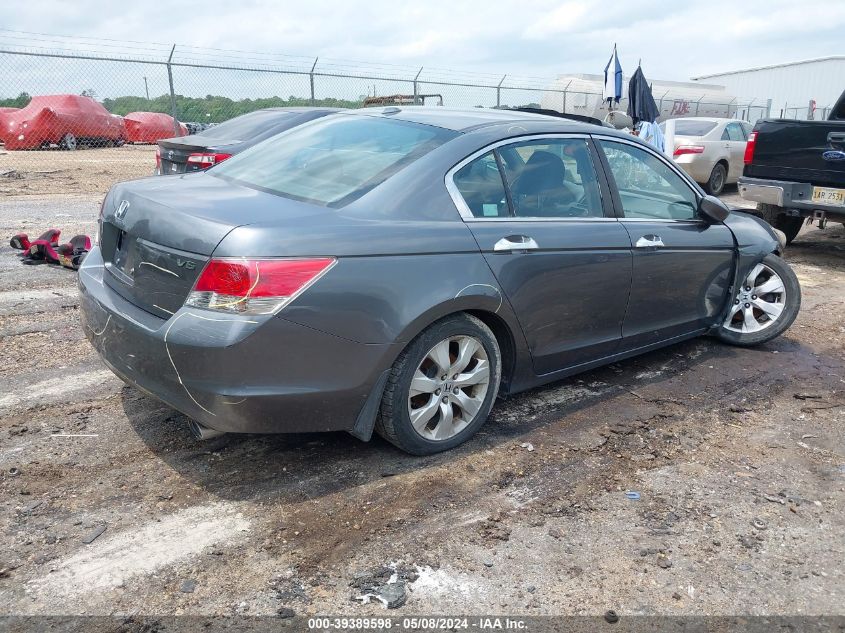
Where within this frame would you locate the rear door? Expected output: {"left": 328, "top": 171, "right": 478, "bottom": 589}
{"left": 723, "top": 122, "right": 747, "bottom": 180}
{"left": 595, "top": 137, "right": 735, "bottom": 349}
{"left": 448, "top": 135, "right": 633, "bottom": 375}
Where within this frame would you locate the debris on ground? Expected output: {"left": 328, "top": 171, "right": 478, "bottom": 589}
{"left": 656, "top": 553, "right": 673, "bottom": 569}
{"left": 179, "top": 579, "right": 197, "bottom": 593}
{"left": 350, "top": 565, "right": 417, "bottom": 609}
{"left": 604, "top": 610, "right": 620, "bottom": 623}
{"left": 81, "top": 524, "right": 107, "bottom": 544}
{"left": 520, "top": 442, "right": 534, "bottom": 452}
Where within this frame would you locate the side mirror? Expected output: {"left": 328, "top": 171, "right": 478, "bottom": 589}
{"left": 698, "top": 195, "right": 730, "bottom": 223}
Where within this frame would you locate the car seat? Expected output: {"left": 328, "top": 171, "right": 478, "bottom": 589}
{"left": 512, "top": 151, "right": 575, "bottom": 216}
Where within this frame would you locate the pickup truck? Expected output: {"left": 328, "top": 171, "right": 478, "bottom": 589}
{"left": 738, "top": 89, "right": 845, "bottom": 243}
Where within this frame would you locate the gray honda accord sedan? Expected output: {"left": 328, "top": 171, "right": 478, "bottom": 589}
{"left": 80, "top": 107, "right": 800, "bottom": 455}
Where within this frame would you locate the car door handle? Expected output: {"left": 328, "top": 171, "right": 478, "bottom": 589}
{"left": 635, "top": 234, "right": 665, "bottom": 248}
{"left": 493, "top": 235, "right": 539, "bottom": 252}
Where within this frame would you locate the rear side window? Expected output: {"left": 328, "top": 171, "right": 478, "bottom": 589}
{"left": 452, "top": 152, "right": 509, "bottom": 218}
{"left": 724, "top": 122, "right": 745, "bottom": 141}
{"left": 214, "top": 115, "right": 456, "bottom": 207}
{"left": 498, "top": 139, "right": 603, "bottom": 218}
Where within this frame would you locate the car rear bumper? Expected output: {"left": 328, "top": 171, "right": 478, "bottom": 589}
{"left": 673, "top": 155, "right": 714, "bottom": 183}
{"left": 738, "top": 176, "right": 845, "bottom": 218}
{"left": 79, "top": 246, "right": 393, "bottom": 435}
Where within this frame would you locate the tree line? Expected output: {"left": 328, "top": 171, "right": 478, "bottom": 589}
{"left": 0, "top": 92, "right": 363, "bottom": 122}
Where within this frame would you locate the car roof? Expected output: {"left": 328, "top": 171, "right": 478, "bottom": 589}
{"left": 341, "top": 106, "right": 602, "bottom": 133}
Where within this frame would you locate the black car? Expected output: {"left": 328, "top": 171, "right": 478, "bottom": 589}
{"left": 155, "top": 107, "right": 340, "bottom": 175}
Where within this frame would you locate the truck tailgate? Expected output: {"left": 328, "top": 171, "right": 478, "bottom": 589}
{"left": 745, "top": 119, "right": 845, "bottom": 187}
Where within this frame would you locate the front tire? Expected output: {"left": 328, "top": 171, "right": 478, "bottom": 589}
{"left": 703, "top": 163, "right": 727, "bottom": 196}
{"left": 717, "top": 254, "right": 800, "bottom": 346}
{"left": 375, "top": 313, "right": 501, "bottom": 455}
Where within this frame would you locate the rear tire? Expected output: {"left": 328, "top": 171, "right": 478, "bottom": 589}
{"left": 60, "top": 133, "right": 77, "bottom": 151}
{"left": 703, "top": 163, "right": 727, "bottom": 196}
{"left": 757, "top": 203, "right": 804, "bottom": 244}
{"left": 375, "top": 313, "right": 501, "bottom": 455}
{"left": 717, "top": 254, "right": 800, "bottom": 346}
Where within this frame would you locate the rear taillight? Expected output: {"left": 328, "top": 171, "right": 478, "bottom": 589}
{"left": 155, "top": 146, "right": 161, "bottom": 170}
{"left": 673, "top": 145, "right": 705, "bottom": 157}
{"left": 743, "top": 131, "right": 757, "bottom": 164}
{"left": 186, "top": 152, "right": 232, "bottom": 169}
{"left": 185, "top": 257, "right": 336, "bottom": 315}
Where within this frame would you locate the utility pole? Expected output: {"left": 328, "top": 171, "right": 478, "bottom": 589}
{"left": 143, "top": 76, "right": 150, "bottom": 101}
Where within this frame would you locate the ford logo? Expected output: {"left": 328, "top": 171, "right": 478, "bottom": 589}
{"left": 822, "top": 150, "right": 845, "bottom": 161}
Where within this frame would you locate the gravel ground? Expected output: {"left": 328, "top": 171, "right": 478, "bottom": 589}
{"left": 0, "top": 178, "right": 843, "bottom": 618}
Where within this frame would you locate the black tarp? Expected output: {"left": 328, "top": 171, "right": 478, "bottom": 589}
{"left": 626, "top": 66, "right": 659, "bottom": 124}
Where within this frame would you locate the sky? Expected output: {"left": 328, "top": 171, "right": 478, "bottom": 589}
{"left": 1, "top": 0, "right": 843, "bottom": 106}
{"left": 2, "top": 0, "right": 844, "bottom": 80}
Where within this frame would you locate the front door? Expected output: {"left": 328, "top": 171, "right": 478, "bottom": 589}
{"left": 596, "top": 138, "right": 736, "bottom": 349}
{"left": 448, "top": 136, "right": 632, "bottom": 375}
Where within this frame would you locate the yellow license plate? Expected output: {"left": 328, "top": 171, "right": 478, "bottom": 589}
{"left": 812, "top": 186, "right": 845, "bottom": 206}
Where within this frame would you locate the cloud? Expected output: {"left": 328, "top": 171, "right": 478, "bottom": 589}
{"left": 0, "top": 0, "right": 843, "bottom": 89}
{"left": 523, "top": 2, "right": 589, "bottom": 39}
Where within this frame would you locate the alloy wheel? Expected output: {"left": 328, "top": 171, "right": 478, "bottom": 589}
{"left": 724, "top": 262, "right": 787, "bottom": 333}
{"left": 407, "top": 335, "right": 490, "bottom": 441}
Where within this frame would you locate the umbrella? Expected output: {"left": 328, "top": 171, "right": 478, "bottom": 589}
{"left": 626, "top": 65, "right": 659, "bottom": 124}
{"left": 603, "top": 44, "right": 623, "bottom": 106}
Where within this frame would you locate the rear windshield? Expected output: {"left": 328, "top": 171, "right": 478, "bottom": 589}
{"left": 194, "top": 110, "right": 292, "bottom": 141}
{"left": 213, "top": 115, "right": 456, "bottom": 207}
{"left": 667, "top": 120, "right": 717, "bottom": 136}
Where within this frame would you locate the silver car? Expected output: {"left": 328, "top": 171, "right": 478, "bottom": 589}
{"left": 664, "top": 118, "right": 753, "bottom": 195}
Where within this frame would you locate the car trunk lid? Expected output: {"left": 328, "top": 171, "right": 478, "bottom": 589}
{"left": 157, "top": 138, "right": 241, "bottom": 174}
{"left": 100, "top": 173, "right": 282, "bottom": 318}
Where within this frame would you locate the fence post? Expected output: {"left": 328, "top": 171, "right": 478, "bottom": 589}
{"left": 765, "top": 98, "right": 772, "bottom": 118}
{"left": 413, "top": 67, "right": 423, "bottom": 105}
{"left": 496, "top": 75, "right": 506, "bottom": 108}
{"left": 727, "top": 97, "right": 737, "bottom": 118}
{"left": 166, "top": 45, "right": 180, "bottom": 135}
{"left": 694, "top": 96, "right": 704, "bottom": 116}
{"left": 309, "top": 57, "right": 319, "bottom": 105}
{"left": 561, "top": 80, "right": 572, "bottom": 114}
{"left": 658, "top": 90, "right": 669, "bottom": 116}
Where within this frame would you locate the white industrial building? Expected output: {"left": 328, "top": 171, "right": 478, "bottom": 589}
{"left": 691, "top": 56, "right": 845, "bottom": 120}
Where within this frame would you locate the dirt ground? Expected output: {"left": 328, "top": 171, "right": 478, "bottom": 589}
{"left": 0, "top": 145, "right": 156, "bottom": 196}
{"left": 0, "top": 154, "right": 843, "bottom": 620}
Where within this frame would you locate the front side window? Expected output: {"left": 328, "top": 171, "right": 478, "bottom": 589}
{"left": 599, "top": 140, "right": 699, "bottom": 221}
{"left": 214, "top": 115, "right": 456, "bottom": 207}
{"left": 497, "top": 138, "right": 603, "bottom": 218}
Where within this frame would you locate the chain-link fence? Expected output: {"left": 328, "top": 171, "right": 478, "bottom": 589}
{"left": 0, "top": 43, "right": 829, "bottom": 197}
